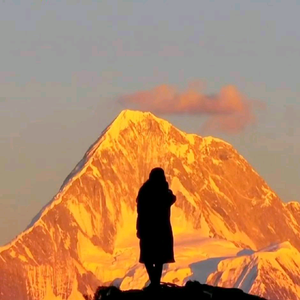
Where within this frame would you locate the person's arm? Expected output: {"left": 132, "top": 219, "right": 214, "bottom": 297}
{"left": 168, "top": 189, "right": 176, "bottom": 206}
{"left": 136, "top": 188, "right": 144, "bottom": 239}
{"left": 136, "top": 191, "right": 140, "bottom": 238}
{"left": 136, "top": 218, "right": 141, "bottom": 239}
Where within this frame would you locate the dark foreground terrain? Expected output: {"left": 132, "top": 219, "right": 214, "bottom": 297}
{"left": 87, "top": 281, "right": 268, "bottom": 300}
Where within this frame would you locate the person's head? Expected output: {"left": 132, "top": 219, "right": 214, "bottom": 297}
{"left": 149, "top": 167, "right": 166, "bottom": 183}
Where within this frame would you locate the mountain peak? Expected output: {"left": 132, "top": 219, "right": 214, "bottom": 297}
{"left": 107, "top": 110, "right": 230, "bottom": 148}
{"left": 117, "top": 109, "right": 155, "bottom": 121}
{"left": 105, "top": 109, "right": 173, "bottom": 138}
{"left": 115, "top": 109, "right": 166, "bottom": 127}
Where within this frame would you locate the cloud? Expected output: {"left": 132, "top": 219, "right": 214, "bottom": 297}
{"left": 119, "top": 82, "right": 264, "bottom": 133}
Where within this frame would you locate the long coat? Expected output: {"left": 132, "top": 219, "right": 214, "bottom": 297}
{"left": 136, "top": 180, "right": 176, "bottom": 264}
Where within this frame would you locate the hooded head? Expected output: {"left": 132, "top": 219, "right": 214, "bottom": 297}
{"left": 149, "top": 167, "right": 167, "bottom": 183}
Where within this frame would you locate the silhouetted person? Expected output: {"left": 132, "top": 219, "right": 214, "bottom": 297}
{"left": 136, "top": 167, "right": 176, "bottom": 289}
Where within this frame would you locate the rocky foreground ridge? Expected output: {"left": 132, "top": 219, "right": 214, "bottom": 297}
{"left": 87, "top": 281, "right": 267, "bottom": 300}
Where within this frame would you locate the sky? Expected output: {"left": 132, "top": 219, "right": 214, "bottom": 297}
{"left": 0, "top": 0, "right": 300, "bottom": 246}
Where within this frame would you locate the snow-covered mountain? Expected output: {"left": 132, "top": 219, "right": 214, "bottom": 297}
{"left": 207, "top": 241, "right": 300, "bottom": 300}
{"left": 0, "top": 109, "right": 299, "bottom": 300}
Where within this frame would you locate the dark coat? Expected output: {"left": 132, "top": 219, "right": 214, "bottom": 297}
{"left": 136, "top": 179, "right": 176, "bottom": 264}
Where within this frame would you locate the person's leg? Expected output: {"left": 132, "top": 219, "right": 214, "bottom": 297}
{"left": 153, "top": 263, "right": 163, "bottom": 286}
{"left": 145, "top": 263, "right": 155, "bottom": 285}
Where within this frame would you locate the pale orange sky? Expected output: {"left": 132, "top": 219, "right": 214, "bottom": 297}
{"left": 0, "top": 0, "right": 300, "bottom": 246}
